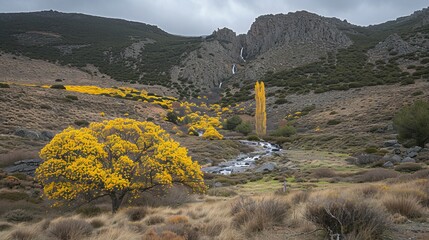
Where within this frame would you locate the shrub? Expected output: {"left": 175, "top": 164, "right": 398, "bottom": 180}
{"left": 145, "top": 215, "right": 165, "bottom": 225}
{"left": 411, "top": 91, "right": 424, "bottom": 96}
{"left": 382, "top": 195, "right": 424, "bottom": 219}
{"left": 65, "top": 95, "right": 78, "bottom": 101}
{"left": 327, "top": 119, "right": 341, "bottom": 125}
{"left": 48, "top": 218, "right": 93, "bottom": 240}
{"left": 311, "top": 168, "right": 336, "bottom": 178}
{"left": 0, "top": 191, "right": 28, "bottom": 201}
{"left": 76, "top": 206, "right": 102, "bottom": 217}
{"left": 247, "top": 135, "right": 260, "bottom": 141}
{"left": 40, "top": 104, "right": 52, "bottom": 110}
{"left": 147, "top": 117, "right": 154, "bottom": 121}
{"left": 4, "top": 209, "right": 33, "bottom": 222}
{"left": 0, "top": 83, "right": 10, "bottom": 88}
{"left": 305, "top": 196, "right": 390, "bottom": 239}
{"left": 357, "top": 169, "right": 399, "bottom": 182}
{"left": 290, "top": 191, "right": 310, "bottom": 204}
{"left": 90, "top": 219, "right": 104, "bottom": 229}
{"left": 364, "top": 146, "right": 378, "bottom": 154}
{"left": 73, "top": 120, "right": 90, "bottom": 127}
{"left": 50, "top": 84, "right": 66, "bottom": 89}
{"left": 125, "top": 207, "right": 147, "bottom": 222}
{"left": 55, "top": 79, "right": 63, "bottom": 82}
{"left": 395, "top": 163, "right": 423, "bottom": 173}
{"left": 274, "top": 98, "right": 289, "bottom": 105}
{"left": 225, "top": 115, "right": 242, "bottom": 130}
{"left": 231, "top": 197, "right": 288, "bottom": 233}
{"left": 202, "top": 126, "right": 223, "bottom": 140}
{"left": 166, "top": 111, "right": 178, "bottom": 124}
{"left": 272, "top": 125, "right": 296, "bottom": 137}
{"left": 394, "top": 100, "right": 429, "bottom": 147}
{"left": 235, "top": 122, "right": 252, "bottom": 135}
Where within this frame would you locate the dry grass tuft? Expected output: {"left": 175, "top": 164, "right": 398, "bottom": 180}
{"left": 4, "top": 209, "right": 33, "bottom": 223}
{"left": 125, "top": 207, "right": 147, "bottom": 222}
{"left": 231, "top": 197, "right": 289, "bottom": 233}
{"left": 357, "top": 168, "right": 399, "bottom": 182}
{"left": 145, "top": 215, "right": 165, "bottom": 225}
{"left": 382, "top": 195, "right": 425, "bottom": 219}
{"left": 311, "top": 168, "right": 336, "bottom": 178}
{"left": 305, "top": 195, "right": 390, "bottom": 239}
{"left": 7, "top": 229, "right": 36, "bottom": 240}
{"left": 166, "top": 215, "right": 189, "bottom": 224}
{"left": 47, "top": 218, "right": 93, "bottom": 240}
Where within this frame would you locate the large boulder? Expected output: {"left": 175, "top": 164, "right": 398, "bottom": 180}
{"left": 384, "top": 140, "right": 398, "bottom": 147}
{"left": 383, "top": 161, "right": 394, "bottom": 168}
{"left": 3, "top": 159, "right": 42, "bottom": 176}
{"left": 255, "top": 162, "right": 277, "bottom": 173}
{"left": 401, "top": 157, "right": 416, "bottom": 163}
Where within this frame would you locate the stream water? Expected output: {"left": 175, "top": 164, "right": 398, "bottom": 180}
{"left": 202, "top": 140, "right": 281, "bottom": 175}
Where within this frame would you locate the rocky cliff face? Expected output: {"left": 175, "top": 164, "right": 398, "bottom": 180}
{"left": 174, "top": 11, "right": 354, "bottom": 91}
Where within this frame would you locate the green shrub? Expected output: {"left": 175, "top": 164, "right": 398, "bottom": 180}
{"left": 225, "top": 115, "right": 242, "bottom": 130}
{"left": 74, "top": 120, "right": 90, "bottom": 127}
{"left": 395, "top": 163, "right": 423, "bottom": 173}
{"left": 166, "top": 111, "right": 178, "bottom": 124}
{"left": 411, "top": 91, "right": 423, "bottom": 96}
{"left": 364, "top": 147, "right": 378, "bottom": 154}
{"left": 4, "top": 209, "right": 33, "bottom": 222}
{"left": 146, "top": 117, "right": 154, "bottom": 121}
{"left": 394, "top": 100, "right": 429, "bottom": 147}
{"left": 272, "top": 125, "right": 296, "bottom": 137}
{"left": 274, "top": 98, "right": 289, "bottom": 105}
{"left": 65, "top": 95, "right": 78, "bottom": 101}
{"left": 50, "top": 84, "right": 66, "bottom": 89}
{"left": 235, "top": 122, "right": 252, "bottom": 135}
{"left": 90, "top": 219, "right": 104, "bottom": 228}
{"left": 0, "top": 83, "right": 10, "bottom": 88}
{"left": 0, "top": 222, "right": 12, "bottom": 231}
{"left": 247, "top": 135, "right": 260, "bottom": 141}
{"left": 327, "top": 119, "right": 341, "bottom": 125}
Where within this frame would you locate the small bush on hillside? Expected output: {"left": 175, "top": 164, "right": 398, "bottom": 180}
{"left": 225, "top": 115, "right": 242, "bottom": 130}
{"left": 90, "top": 219, "right": 104, "bottom": 229}
{"left": 412, "top": 91, "right": 424, "bottom": 96}
{"left": 395, "top": 163, "right": 423, "bottom": 173}
{"left": 305, "top": 196, "right": 390, "bottom": 239}
{"left": 126, "top": 207, "right": 147, "bottom": 222}
{"left": 327, "top": 119, "right": 341, "bottom": 125}
{"left": 8, "top": 230, "right": 35, "bottom": 240}
{"left": 4, "top": 209, "right": 33, "bottom": 222}
{"left": 207, "top": 187, "right": 237, "bottom": 197}
{"left": 65, "top": 95, "right": 78, "bottom": 101}
{"left": 235, "top": 122, "right": 252, "bottom": 135}
{"left": 50, "top": 84, "right": 66, "bottom": 90}
{"left": 0, "top": 83, "right": 10, "bottom": 88}
{"left": 48, "top": 218, "right": 93, "bottom": 240}
{"left": 272, "top": 125, "right": 296, "bottom": 137}
{"left": 247, "top": 135, "right": 260, "bottom": 141}
{"left": 394, "top": 100, "right": 429, "bottom": 147}
{"left": 311, "top": 168, "right": 336, "bottom": 178}
{"left": 357, "top": 169, "right": 399, "bottom": 182}
{"left": 0, "top": 222, "right": 12, "bottom": 231}
{"left": 166, "top": 111, "right": 178, "bottom": 124}
{"left": 364, "top": 146, "right": 378, "bottom": 154}
{"left": 74, "top": 120, "right": 90, "bottom": 127}
{"left": 146, "top": 117, "right": 154, "bottom": 121}
{"left": 166, "top": 215, "right": 189, "bottom": 224}
{"left": 274, "top": 98, "right": 289, "bottom": 105}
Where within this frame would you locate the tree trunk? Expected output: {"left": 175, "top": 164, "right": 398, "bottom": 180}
{"left": 111, "top": 192, "right": 125, "bottom": 213}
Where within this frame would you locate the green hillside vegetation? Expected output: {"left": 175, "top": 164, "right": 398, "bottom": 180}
{"left": 0, "top": 11, "right": 202, "bottom": 86}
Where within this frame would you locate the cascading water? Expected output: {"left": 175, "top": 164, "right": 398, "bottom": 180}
{"left": 219, "top": 82, "right": 222, "bottom": 88}
{"left": 232, "top": 64, "right": 237, "bottom": 74}
{"left": 240, "top": 47, "right": 246, "bottom": 62}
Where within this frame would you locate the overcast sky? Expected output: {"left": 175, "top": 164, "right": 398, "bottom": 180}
{"left": 1, "top": 0, "right": 428, "bottom": 36}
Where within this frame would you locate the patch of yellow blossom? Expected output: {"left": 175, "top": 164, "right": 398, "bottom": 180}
{"left": 202, "top": 126, "right": 223, "bottom": 140}
{"left": 35, "top": 118, "right": 206, "bottom": 209}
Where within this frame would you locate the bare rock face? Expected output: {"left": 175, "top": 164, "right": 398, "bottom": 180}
{"left": 368, "top": 34, "right": 418, "bottom": 62}
{"left": 244, "top": 11, "right": 352, "bottom": 59}
{"left": 175, "top": 11, "right": 354, "bottom": 91}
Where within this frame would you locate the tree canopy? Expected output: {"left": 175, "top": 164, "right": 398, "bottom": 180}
{"left": 36, "top": 118, "right": 206, "bottom": 212}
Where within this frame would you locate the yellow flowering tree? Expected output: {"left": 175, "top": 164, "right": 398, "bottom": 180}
{"left": 202, "top": 126, "right": 223, "bottom": 140}
{"left": 35, "top": 118, "right": 205, "bottom": 213}
{"left": 255, "top": 81, "right": 267, "bottom": 136}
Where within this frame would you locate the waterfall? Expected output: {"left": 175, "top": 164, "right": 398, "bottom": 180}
{"left": 219, "top": 82, "right": 222, "bottom": 88}
{"left": 240, "top": 47, "right": 246, "bottom": 62}
{"left": 232, "top": 64, "right": 237, "bottom": 74}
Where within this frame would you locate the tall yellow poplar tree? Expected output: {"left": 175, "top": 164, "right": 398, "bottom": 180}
{"left": 35, "top": 118, "right": 206, "bottom": 213}
{"left": 255, "top": 81, "right": 266, "bottom": 136}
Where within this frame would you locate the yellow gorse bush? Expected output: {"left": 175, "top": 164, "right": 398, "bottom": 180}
{"left": 35, "top": 118, "right": 205, "bottom": 213}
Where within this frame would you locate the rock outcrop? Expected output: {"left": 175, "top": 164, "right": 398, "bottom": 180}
{"left": 368, "top": 34, "right": 418, "bottom": 62}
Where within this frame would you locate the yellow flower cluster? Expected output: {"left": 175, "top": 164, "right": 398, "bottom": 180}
{"left": 35, "top": 118, "right": 206, "bottom": 207}
{"left": 202, "top": 126, "right": 223, "bottom": 140}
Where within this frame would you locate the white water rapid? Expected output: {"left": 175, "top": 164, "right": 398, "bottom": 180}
{"left": 240, "top": 47, "right": 246, "bottom": 62}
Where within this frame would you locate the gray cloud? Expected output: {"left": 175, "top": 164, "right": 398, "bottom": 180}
{"left": 0, "top": 0, "right": 428, "bottom": 36}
